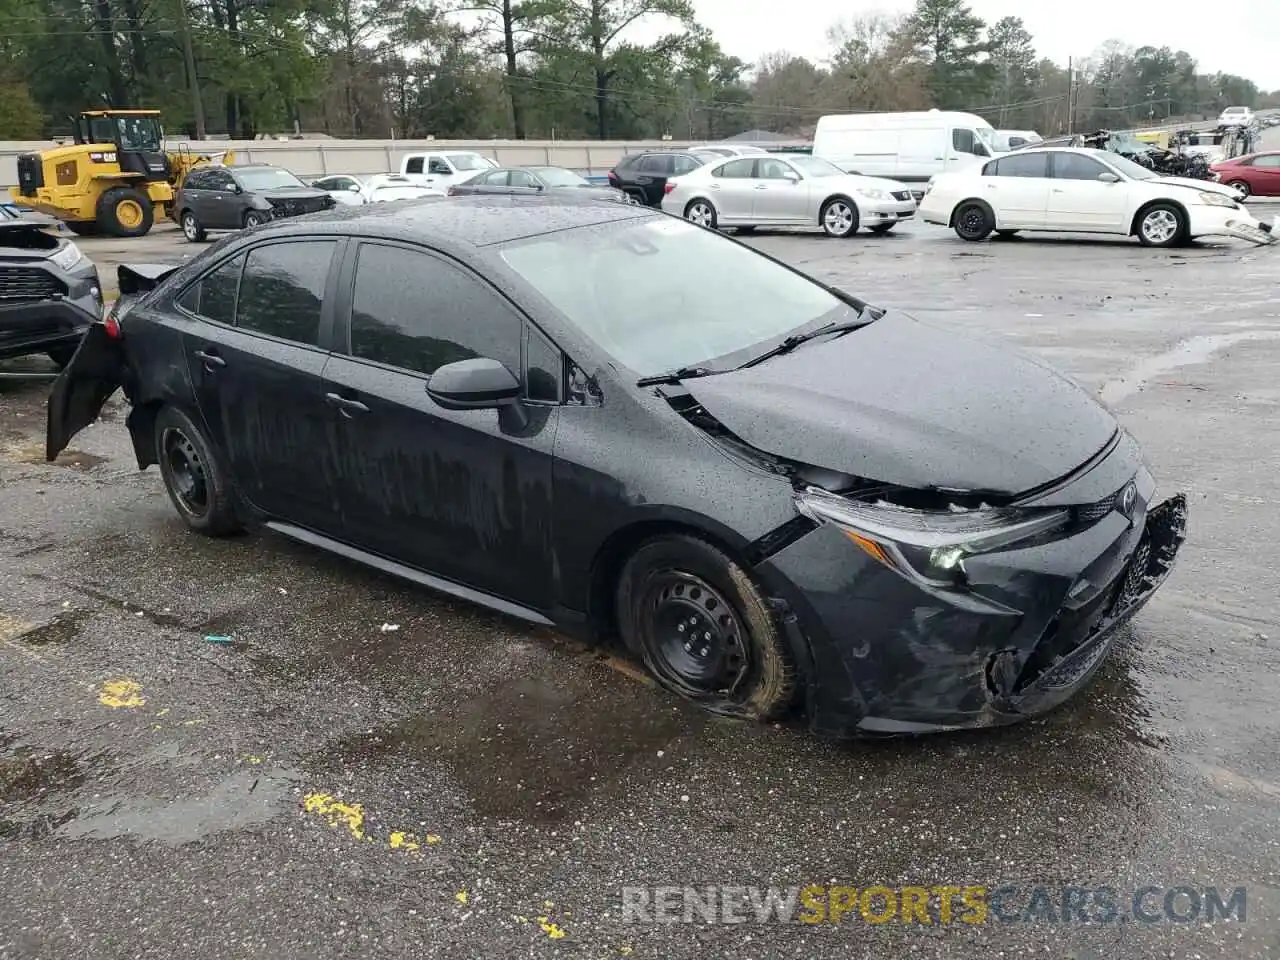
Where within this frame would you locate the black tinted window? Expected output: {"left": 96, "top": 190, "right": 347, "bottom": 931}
{"left": 639, "top": 155, "right": 673, "bottom": 174}
{"left": 405, "top": 156, "right": 424, "bottom": 175}
{"left": 993, "top": 153, "right": 1049, "bottom": 177}
{"left": 235, "top": 241, "right": 336, "bottom": 345}
{"left": 177, "top": 254, "right": 243, "bottom": 324}
{"left": 952, "top": 128, "right": 976, "bottom": 153}
{"left": 526, "top": 327, "right": 562, "bottom": 402}
{"left": 349, "top": 243, "right": 522, "bottom": 377}
{"left": 715, "top": 158, "right": 755, "bottom": 178}
{"left": 428, "top": 157, "right": 452, "bottom": 175}
{"left": 1052, "top": 153, "right": 1108, "bottom": 180}
{"left": 183, "top": 169, "right": 209, "bottom": 189}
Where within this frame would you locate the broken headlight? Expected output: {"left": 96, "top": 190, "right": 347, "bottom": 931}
{"left": 794, "top": 487, "right": 1069, "bottom": 589}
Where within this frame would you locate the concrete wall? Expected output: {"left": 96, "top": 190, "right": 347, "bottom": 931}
{"left": 0, "top": 138, "right": 800, "bottom": 188}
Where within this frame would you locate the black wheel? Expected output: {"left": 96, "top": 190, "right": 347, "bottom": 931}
{"left": 868, "top": 223, "right": 895, "bottom": 235}
{"left": 46, "top": 345, "right": 77, "bottom": 368}
{"left": 243, "top": 210, "right": 268, "bottom": 229}
{"left": 624, "top": 189, "right": 647, "bottom": 207}
{"left": 96, "top": 186, "right": 154, "bottom": 238}
{"left": 995, "top": 229, "right": 1020, "bottom": 239}
{"left": 953, "top": 201, "right": 994, "bottom": 241}
{"left": 616, "top": 535, "right": 798, "bottom": 720}
{"left": 1135, "top": 203, "right": 1187, "bottom": 247}
{"left": 683, "top": 198, "right": 718, "bottom": 229}
{"left": 820, "top": 197, "right": 859, "bottom": 237}
{"left": 1227, "top": 180, "right": 1250, "bottom": 198}
{"left": 154, "top": 406, "right": 242, "bottom": 536}
{"left": 180, "top": 208, "right": 207, "bottom": 242}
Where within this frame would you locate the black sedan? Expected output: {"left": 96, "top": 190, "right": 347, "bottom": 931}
{"left": 448, "top": 165, "right": 633, "bottom": 203}
{"left": 47, "top": 197, "right": 1186, "bottom": 737}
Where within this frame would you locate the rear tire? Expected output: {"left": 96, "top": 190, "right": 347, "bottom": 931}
{"left": 683, "top": 198, "right": 718, "bottom": 229}
{"left": 180, "top": 208, "right": 207, "bottom": 242}
{"left": 616, "top": 534, "right": 798, "bottom": 721}
{"left": 96, "top": 187, "right": 154, "bottom": 238}
{"left": 154, "top": 406, "right": 242, "bottom": 536}
{"left": 953, "top": 201, "right": 994, "bottom": 241}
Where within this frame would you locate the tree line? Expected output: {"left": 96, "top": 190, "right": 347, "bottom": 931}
{"left": 0, "top": 0, "right": 1275, "bottom": 141}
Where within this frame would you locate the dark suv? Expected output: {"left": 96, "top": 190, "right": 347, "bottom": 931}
{"left": 0, "top": 217, "right": 102, "bottom": 368}
{"left": 608, "top": 152, "right": 706, "bottom": 206}
{"left": 175, "top": 164, "right": 335, "bottom": 242}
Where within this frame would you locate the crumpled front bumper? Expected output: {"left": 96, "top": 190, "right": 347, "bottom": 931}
{"left": 1221, "top": 214, "right": 1278, "bottom": 245}
{"left": 758, "top": 482, "right": 1188, "bottom": 738}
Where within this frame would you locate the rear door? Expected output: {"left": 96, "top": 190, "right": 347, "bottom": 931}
{"left": 176, "top": 237, "right": 346, "bottom": 533}
{"left": 321, "top": 239, "right": 558, "bottom": 608}
{"left": 1046, "top": 152, "right": 1129, "bottom": 231}
{"left": 982, "top": 152, "right": 1051, "bottom": 227}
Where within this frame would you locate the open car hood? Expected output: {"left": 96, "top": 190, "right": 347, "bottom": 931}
{"left": 681, "top": 312, "right": 1118, "bottom": 497}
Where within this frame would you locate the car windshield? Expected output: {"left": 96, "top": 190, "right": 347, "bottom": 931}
{"left": 235, "top": 168, "right": 306, "bottom": 190}
{"left": 499, "top": 217, "right": 851, "bottom": 376}
{"left": 531, "top": 167, "right": 589, "bottom": 186}
{"left": 448, "top": 154, "right": 497, "bottom": 171}
{"left": 788, "top": 155, "right": 846, "bottom": 177}
{"left": 1102, "top": 153, "right": 1159, "bottom": 180}
{"left": 115, "top": 117, "right": 162, "bottom": 152}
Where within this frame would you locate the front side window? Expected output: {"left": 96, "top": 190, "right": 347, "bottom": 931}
{"left": 348, "top": 243, "right": 522, "bottom": 377}
{"left": 757, "top": 158, "right": 796, "bottom": 180}
{"left": 509, "top": 170, "right": 539, "bottom": 189}
{"left": 530, "top": 167, "right": 589, "bottom": 187}
{"left": 952, "top": 128, "right": 976, "bottom": 154}
{"left": 714, "top": 158, "right": 755, "bottom": 179}
{"left": 177, "top": 253, "right": 244, "bottom": 325}
{"left": 207, "top": 169, "right": 234, "bottom": 190}
{"left": 787, "top": 156, "right": 844, "bottom": 178}
{"left": 499, "top": 217, "right": 850, "bottom": 378}
{"left": 1052, "top": 152, "right": 1109, "bottom": 181}
{"left": 428, "top": 157, "right": 454, "bottom": 175}
{"left": 235, "top": 241, "right": 336, "bottom": 346}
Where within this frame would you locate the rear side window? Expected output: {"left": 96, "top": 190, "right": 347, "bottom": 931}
{"left": 639, "top": 155, "right": 673, "bottom": 174}
{"left": 176, "top": 253, "right": 244, "bottom": 325}
{"left": 235, "top": 241, "right": 337, "bottom": 346}
{"left": 405, "top": 156, "right": 424, "bottom": 174}
{"left": 991, "top": 153, "right": 1049, "bottom": 178}
{"left": 715, "top": 158, "right": 755, "bottom": 178}
{"left": 348, "top": 242, "right": 522, "bottom": 377}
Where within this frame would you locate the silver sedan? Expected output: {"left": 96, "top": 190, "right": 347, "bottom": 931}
{"left": 661, "top": 154, "right": 917, "bottom": 238}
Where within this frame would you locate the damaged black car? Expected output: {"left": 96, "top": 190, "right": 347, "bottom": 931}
{"left": 46, "top": 196, "right": 1187, "bottom": 737}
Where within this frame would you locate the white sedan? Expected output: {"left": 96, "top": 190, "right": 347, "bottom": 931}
{"left": 360, "top": 174, "right": 446, "bottom": 203}
{"left": 920, "top": 147, "right": 1275, "bottom": 247}
{"left": 661, "top": 154, "right": 917, "bottom": 238}
{"left": 311, "top": 174, "right": 366, "bottom": 205}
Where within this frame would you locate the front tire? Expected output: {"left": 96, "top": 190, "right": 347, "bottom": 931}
{"left": 243, "top": 210, "right": 268, "bottom": 229}
{"left": 616, "top": 535, "right": 798, "bottom": 721}
{"left": 180, "top": 209, "right": 207, "bottom": 242}
{"left": 1135, "top": 203, "right": 1187, "bottom": 247}
{"left": 154, "top": 406, "right": 242, "bottom": 536}
{"left": 820, "top": 197, "right": 859, "bottom": 238}
{"left": 683, "top": 198, "right": 718, "bottom": 229}
{"left": 953, "top": 201, "right": 994, "bottom": 241}
{"left": 1227, "top": 180, "right": 1250, "bottom": 198}
{"left": 97, "top": 187, "right": 154, "bottom": 238}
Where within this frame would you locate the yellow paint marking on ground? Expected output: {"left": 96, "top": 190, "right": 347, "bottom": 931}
{"left": 455, "top": 890, "right": 469, "bottom": 905}
{"left": 302, "top": 792, "right": 365, "bottom": 840}
{"left": 98, "top": 678, "right": 145, "bottom": 708}
{"left": 388, "top": 831, "right": 419, "bottom": 852}
{"left": 154, "top": 708, "right": 170, "bottom": 717}
{"left": 425, "top": 833, "right": 441, "bottom": 844}
{"left": 537, "top": 917, "right": 567, "bottom": 939}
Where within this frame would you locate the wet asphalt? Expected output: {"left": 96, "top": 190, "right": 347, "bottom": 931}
{"left": 3, "top": 204, "right": 1280, "bottom": 959}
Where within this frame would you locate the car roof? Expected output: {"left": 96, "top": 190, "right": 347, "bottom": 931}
{"left": 256, "top": 194, "right": 656, "bottom": 248}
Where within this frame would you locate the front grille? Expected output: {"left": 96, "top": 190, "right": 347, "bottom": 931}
{"left": 267, "top": 198, "right": 328, "bottom": 218}
{"left": 0, "top": 266, "right": 65, "bottom": 303}
{"left": 892, "top": 190, "right": 913, "bottom": 202}
{"left": 1075, "top": 490, "right": 1118, "bottom": 525}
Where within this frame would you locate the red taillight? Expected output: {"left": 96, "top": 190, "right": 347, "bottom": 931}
{"left": 103, "top": 313, "right": 122, "bottom": 339}
{"left": 663, "top": 181, "right": 677, "bottom": 194}
{"left": 447, "top": 186, "right": 458, "bottom": 196}
{"left": 608, "top": 171, "right": 619, "bottom": 185}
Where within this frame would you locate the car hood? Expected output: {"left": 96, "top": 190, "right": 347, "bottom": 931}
{"left": 1152, "top": 176, "right": 1235, "bottom": 197}
{"left": 681, "top": 312, "right": 1118, "bottom": 497}
{"left": 838, "top": 174, "right": 912, "bottom": 194}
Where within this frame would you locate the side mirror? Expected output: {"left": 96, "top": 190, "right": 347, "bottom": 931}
{"left": 783, "top": 170, "right": 801, "bottom": 182}
{"left": 347, "top": 183, "right": 361, "bottom": 192}
{"left": 426, "top": 357, "right": 521, "bottom": 410}
{"left": 1097, "top": 172, "right": 1121, "bottom": 183}
{"left": 230, "top": 183, "right": 243, "bottom": 194}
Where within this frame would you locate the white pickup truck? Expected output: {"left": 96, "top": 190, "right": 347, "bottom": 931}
{"left": 398, "top": 150, "right": 498, "bottom": 190}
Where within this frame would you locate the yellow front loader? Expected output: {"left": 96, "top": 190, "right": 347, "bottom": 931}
{"left": 8, "top": 109, "right": 234, "bottom": 238}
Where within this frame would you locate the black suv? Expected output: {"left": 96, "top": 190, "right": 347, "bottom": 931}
{"left": 175, "top": 164, "right": 335, "bottom": 242}
{"left": 0, "top": 217, "right": 101, "bottom": 367}
{"left": 607, "top": 152, "right": 706, "bottom": 206}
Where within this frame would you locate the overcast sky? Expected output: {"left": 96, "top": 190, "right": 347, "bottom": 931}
{"left": 681, "top": 0, "right": 1280, "bottom": 91}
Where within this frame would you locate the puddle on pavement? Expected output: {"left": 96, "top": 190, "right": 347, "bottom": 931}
{"left": 6, "top": 610, "right": 89, "bottom": 646}
{"left": 330, "top": 675, "right": 698, "bottom": 824}
{"left": 0, "top": 748, "right": 86, "bottom": 801}
{"left": 55, "top": 767, "right": 302, "bottom": 844}
{"left": 1099, "top": 330, "right": 1280, "bottom": 406}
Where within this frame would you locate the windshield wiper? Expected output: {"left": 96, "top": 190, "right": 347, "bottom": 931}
{"left": 636, "top": 365, "right": 718, "bottom": 387}
{"left": 737, "top": 314, "right": 876, "bottom": 370}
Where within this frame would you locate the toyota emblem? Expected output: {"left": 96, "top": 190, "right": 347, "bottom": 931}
{"left": 1119, "top": 482, "right": 1137, "bottom": 516}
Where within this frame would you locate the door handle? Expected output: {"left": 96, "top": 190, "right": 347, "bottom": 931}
{"left": 324, "top": 392, "right": 369, "bottom": 417}
{"left": 709, "top": 183, "right": 719, "bottom": 189}
{"left": 754, "top": 184, "right": 768, "bottom": 190}
{"left": 1052, "top": 188, "right": 1065, "bottom": 193}
{"left": 194, "top": 349, "right": 225, "bottom": 368}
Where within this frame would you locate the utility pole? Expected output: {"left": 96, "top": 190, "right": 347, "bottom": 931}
{"left": 177, "top": 0, "right": 206, "bottom": 140}
{"left": 1066, "top": 56, "right": 1074, "bottom": 134}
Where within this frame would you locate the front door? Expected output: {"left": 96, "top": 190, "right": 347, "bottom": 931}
{"left": 1247, "top": 154, "right": 1280, "bottom": 196}
{"left": 1047, "top": 152, "right": 1130, "bottom": 231}
{"left": 708, "top": 157, "right": 758, "bottom": 221}
{"left": 751, "top": 156, "right": 807, "bottom": 223}
{"left": 199, "top": 167, "right": 241, "bottom": 229}
{"left": 176, "top": 238, "right": 346, "bottom": 533}
{"left": 321, "top": 240, "right": 557, "bottom": 609}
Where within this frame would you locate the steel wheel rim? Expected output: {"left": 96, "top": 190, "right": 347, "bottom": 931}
{"left": 245, "top": 213, "right": 263, "bottom": 227}
{"left": 1230, "top": 181, "right": 1249, "bottom": 196}
{"left": 824, "top": 202, "right": 853, "bottom": 234}
{"left": 162, "top": 427, "right": 209, "bottom": 517}
{"left": 959, "top": 207, "right": 986, "bottom": 237}
{"left": 687, "top": 202, "right": 714, "bottom": 226}
{"left": 117, "top": 200, "right": 144, "bottom": 229}
{"left": 1142, "top": 209, "right": 1178, "bottom": 243}
{"left": 639, "top": 571, "right": 749, "bottom": 695}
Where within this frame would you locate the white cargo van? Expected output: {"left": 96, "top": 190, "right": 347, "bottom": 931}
{"left": 812, "top": 110, "right": 997, "bottom": 189}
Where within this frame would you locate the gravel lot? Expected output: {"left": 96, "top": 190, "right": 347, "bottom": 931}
{"left": 2, "top": 208, "right": 1280, "bottom": 959}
